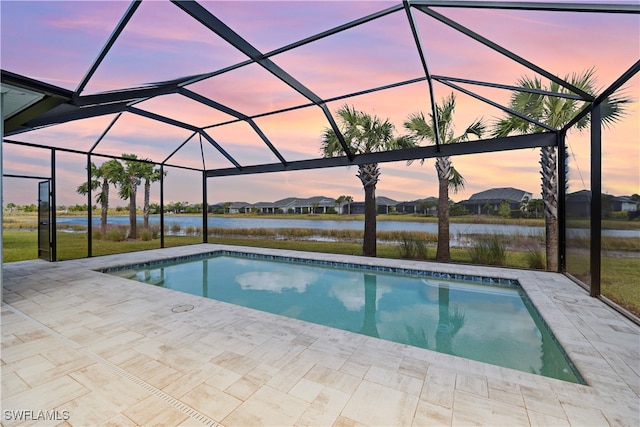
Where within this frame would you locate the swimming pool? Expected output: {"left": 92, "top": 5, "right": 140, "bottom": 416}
{"left": 105, "top": 251, "right": 583, "bottom": 383}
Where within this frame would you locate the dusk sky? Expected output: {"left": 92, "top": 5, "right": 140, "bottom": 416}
{"left": 2, "top": 1, "right": 638, "bottom": 208}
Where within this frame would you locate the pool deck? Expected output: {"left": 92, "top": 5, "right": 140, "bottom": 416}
{"left": 2, "top": 244, "right": 638, "bottom": 426}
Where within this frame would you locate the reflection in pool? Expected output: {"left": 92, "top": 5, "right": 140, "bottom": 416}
{"left": 107, "top": 252, "right": 583, "bottom": 383}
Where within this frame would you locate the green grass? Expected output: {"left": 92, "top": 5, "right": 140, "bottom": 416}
{"left": 3, "top": 229, "right": 638, "bottom": 316}
{"left": 2, "top": 230, "right": 38, "bottom": 262}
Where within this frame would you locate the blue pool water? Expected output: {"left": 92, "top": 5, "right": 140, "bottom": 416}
{"left": 105, "top": 251, "right": 583, "bottom": 383}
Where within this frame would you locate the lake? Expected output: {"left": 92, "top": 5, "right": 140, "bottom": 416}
{"left": 56, "top": 215, "right": 639, "bottom": 238}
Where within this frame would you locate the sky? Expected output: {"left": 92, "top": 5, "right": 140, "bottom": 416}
{"left": 2, "top": 1, "right": 639, "bottom": 208}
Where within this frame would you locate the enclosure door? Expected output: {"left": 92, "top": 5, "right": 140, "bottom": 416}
{"left": 38, "top": 180, "right": 52, "bottom": 261}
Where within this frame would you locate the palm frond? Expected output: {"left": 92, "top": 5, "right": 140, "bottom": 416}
{"left": 448, "top": 166, "right": 466, "bottom": 193}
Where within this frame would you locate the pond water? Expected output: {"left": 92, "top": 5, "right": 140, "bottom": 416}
{"left": 56, "top": 214, "right": 639, "bottom": 238}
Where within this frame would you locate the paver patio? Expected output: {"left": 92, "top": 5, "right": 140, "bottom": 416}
{"left": 2, "top": 244, "right": 638, "bottom": 426}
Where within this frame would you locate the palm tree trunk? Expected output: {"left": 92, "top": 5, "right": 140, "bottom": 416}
{"left": 436, "top": 158, "right": 451, "bottom": 262}
{"left": 363, "top": 183, "right": 377, "bottom": 257}
{"left": 128, "top": 181, "right": 137, "bottom": 239}
{"left": 540, "top": 146, "right": 558, "bottom": 271}
{"left": 358, "top": 164, "right": 379, "bottom": 257}
{"left": 144, "top": 180, "right": 150, "bottom": 228}
{"left": 101, "top": 179, "right": 109, "bottom": 234}
{"left": 436, "top": 176, "right": 450, "bottom": 262}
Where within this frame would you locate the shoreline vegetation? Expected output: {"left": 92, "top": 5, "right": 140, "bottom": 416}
{"left": 3, "top": 211, "right": 638, "bottom": 316}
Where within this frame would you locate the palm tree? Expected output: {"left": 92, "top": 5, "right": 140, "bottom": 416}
{"left": 321, "top": 105, "right": 413, "bottom": 257}
{"left": 77, "top": 159, "right": 123, "bottom": 234}
{"left": 116, "top": 154, "right": 145, "bottom": 239}
{"left": 138, "top": 162, "right": 165, "bottom": 228}
{"left": 492, "top": 68, "right": 630, "bottom": 271}
{"left": 404, "top": 93, "right": 486, "bottom": 262}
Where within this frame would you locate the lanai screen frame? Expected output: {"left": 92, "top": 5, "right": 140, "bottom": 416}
{"left": 2, "top": 1, "right": 639, "bottom": 305}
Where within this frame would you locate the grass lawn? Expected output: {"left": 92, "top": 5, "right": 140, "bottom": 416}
{"left": 3, "top": 229, "right": 638, "bottom": 316}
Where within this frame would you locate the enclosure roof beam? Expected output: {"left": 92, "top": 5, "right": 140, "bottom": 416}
{"left": 414, "top": 5, "right": 595, "bottom": 101}
{"left": 171, "top": 0, "right": 353, "bottom": 161}
{"left": 408, "top": 1, "right": 640, "bottom": 13}
{"left": 432, "top": 75, "right": 585, "bottom": 100}
{"left": 436, "top": 79, "right": 556, "bottom": 132}
{"left": 199, "top": 130, "right": 242, "bottom": 169}
{"left": 89, "top": 113, "right": 122, "bottom": 153}
{"left": 75, "top": 0, "right": 141, "bottom": 95}
{"left": 162, "top": 132, "right": 197, "bottom": 165}
{"left": 179, "top": 88, "right": 248, "bottom": 120}
{"left": 178, "top": 88, "right": 286, "bottom": 165}
{"left": 9, "top": 101, "right": 131, "bottom": 133}
{"left": 206, "top": 132, "right": 556, "bottom": 177}
{"left": 403, "top": 0, "right": 443, "bottom": 151}
{"left": 74, "top": 84, "right": 181, "bottom": 107}
{"left": 2, "top": 138, "right": 201, "bottom": 172}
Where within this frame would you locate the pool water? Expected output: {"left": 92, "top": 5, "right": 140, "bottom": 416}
{"left": 108, "top": 252, "right": 583, "bottom": 383}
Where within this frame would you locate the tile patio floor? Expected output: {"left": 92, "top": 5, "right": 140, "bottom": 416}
{"left": 1, "top": 244, "right": 638, "bottom": 426}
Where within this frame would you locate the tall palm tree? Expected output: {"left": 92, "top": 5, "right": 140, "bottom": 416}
{"left": 492, "top": 68, "right": 630, "bottom": 271}
{"left": 117, "top": 154, "right": 145, "bottom": 239}
{"left": 321, "top": 105, "right": 413, "bottom": 257}
{"left": 77, "top": 159, "right": 123, "bottom": 234}
{"left": 404, "top": 93, "right": 486, "bottom": 262}
{"left": 138, "top": 162, "right": 165, "bottom": 228}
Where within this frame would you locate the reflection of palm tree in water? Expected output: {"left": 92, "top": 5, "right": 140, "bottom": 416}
{"left": 435, "top": 285, "right": 466, "bottom": 354}
{"left": 360, "top": 274, "right": 379, "bottom": 338}
{"left": 202, "top": 259, "right": 208, "bottom": 298}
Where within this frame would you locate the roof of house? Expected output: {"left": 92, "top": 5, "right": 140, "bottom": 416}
{"left": 464, "top": 187, "right": 532, "bottom": 204}
{"left": 566, "top": 190, "right": 592, "bottom": 202}
{"left": 396, "top": 197, "right": 438, "bottom": 206}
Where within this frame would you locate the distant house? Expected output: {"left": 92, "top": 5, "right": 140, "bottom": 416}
{"left": 611, "top": 196, "right": 637, "bottom": 212}
{"left": 395, "top": 197, "right": 438, "bottom": 214}
{"left": 566, "top": 190, "right": 591, "bottom": 217}
{"left": 345, "top": 196, "right": 398, "bottom": 215}
{"left": 252, "top": 201, "right": 278, "bottom": 214}
{"left": 228, "top": 202, "right": 252, "bottom": 214}
{"left": 567, "top": 191, "right": 638, "bottom": 218}
{"left": 273, "top": 196, "right": 336, "bottom": 213}
{"left": 247, "top": 196, "right": 337, "bottom": 214}
{"left": 460, "top": 187, "right": 533, "bottom": 215}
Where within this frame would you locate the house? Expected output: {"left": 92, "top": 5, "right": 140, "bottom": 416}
{"left": 611, "top": 196, "right": 637, "bottom": 212}
{"left": 566, "top": 190, "right": 591, "bottom": 217}
{"left": 228, "top": 202, "right": 252, "bottom": 214}
{"left": 273, "top": 196, "right": 337, "bottom": 213}
{"left": 395, "top": 197, "right": 438, "bottom": 214}
{"left": 345, "top": 196, "right": 398, "bottom": 215}
{"left": 459, "top": 187, "right": 533, "bottom": 215}
{"left": 567, "top": 191, "right": 638, "bottom": 218}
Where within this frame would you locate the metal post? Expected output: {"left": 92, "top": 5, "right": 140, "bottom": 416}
{"left": 87, "top": 154, "right": 92, "bottom": 257}
{"left": 557, "top": 131, "right": 566, "bottom": 272}
{"left": 51, "top": 149, "right": 57, "bottom": 261}
{"left": 160, "top": 164, "right": 165, "bottom": 248}
{"left": 202, "top": 171, "right": 208, "bottom": 243}
{"left": 590, "top": 105, "right": 602, "bottom": 297}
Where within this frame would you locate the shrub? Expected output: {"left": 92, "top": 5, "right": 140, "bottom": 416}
{"left": 397, "top": 233, "right": 429, "bottom": 260}
{"left": 104, "top": 226, "right": 127, "bottom": 242}
{"left": 140, "top": 228, "right": 154, "bottom": 241}
{"left": 170, "top": 222, "right": 182, "bottom": 233}
{"left": 525, "top": 249, "right": 546, "bottom": 269}
{"left": 469, "top": 235, "right": 506, "bottom": 266}
{"left": 607, "top": 211, "right": 629, "bottom": 220}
